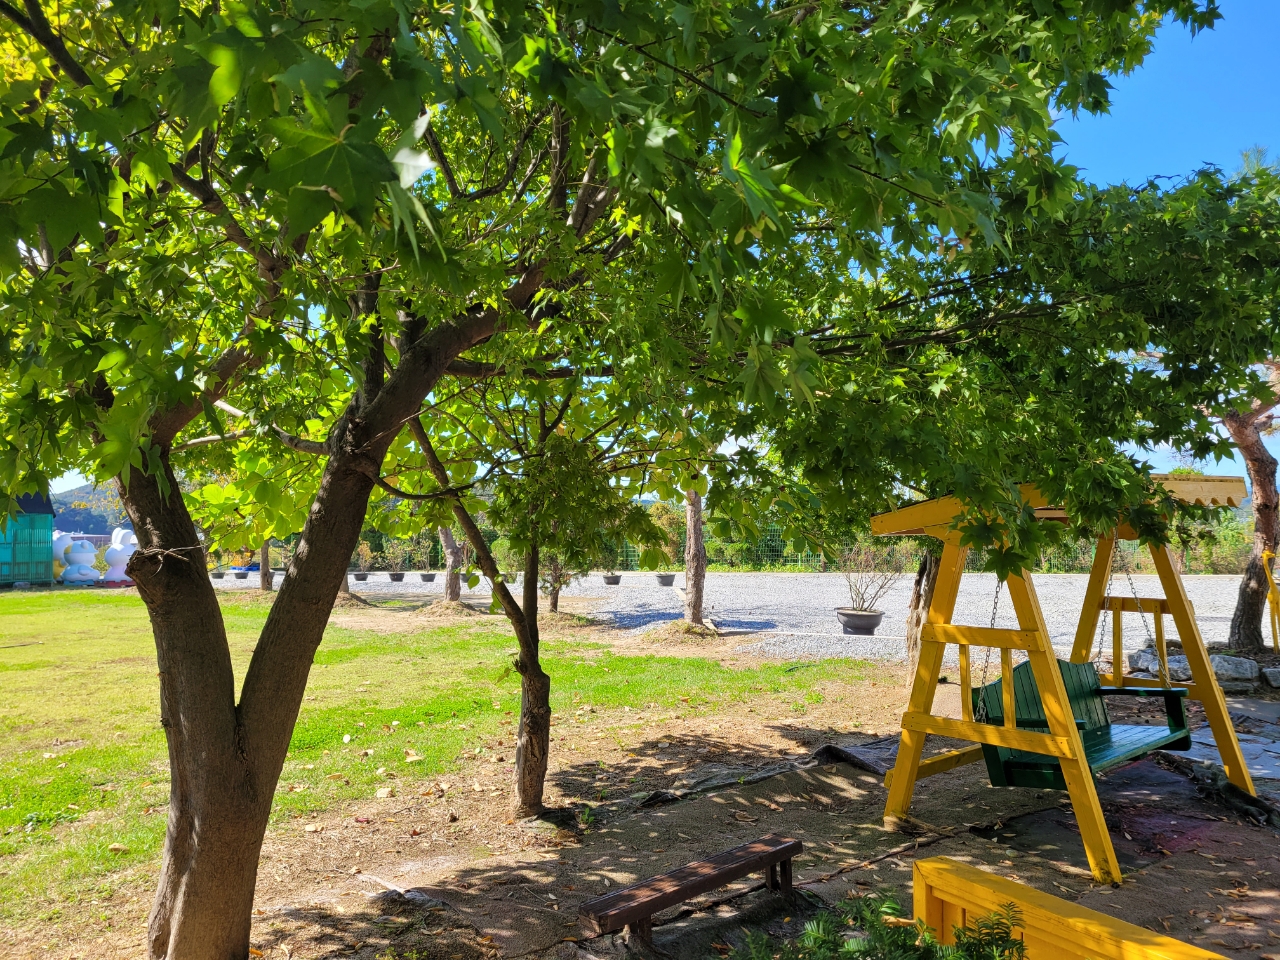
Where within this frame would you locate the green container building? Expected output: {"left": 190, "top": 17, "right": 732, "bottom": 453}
{"left": 0, "top": 493, "right": 55, "bottom": 586}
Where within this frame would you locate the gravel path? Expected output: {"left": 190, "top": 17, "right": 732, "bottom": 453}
{"left": 213, "top": 570, "right": 1245, "bottom": 663}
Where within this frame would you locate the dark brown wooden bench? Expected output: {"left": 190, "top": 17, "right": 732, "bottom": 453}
{"left": 578, "top": 834, "right": 802, "bottom": 943}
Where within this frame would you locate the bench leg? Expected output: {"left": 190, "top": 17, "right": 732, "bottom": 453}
{"left": 626, "top": 917, "right": 653, "bottom": 944}
{"left": 779, "top": 858, "right": 793, "bottom": 898}
{"left": 765, "top": 863, "right": 779, "bottom": 891}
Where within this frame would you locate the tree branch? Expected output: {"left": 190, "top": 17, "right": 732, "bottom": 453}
{"left": 444, "top": 359, "right": 615, "bottom": 380}
{"left": 372, "top": 475, "right": 475, "bottom": 501}
{"left": 0, "top": 0, "right": 93, "bottom": 87}
{"left": 171, "top": 429, "right": 253, "bottom": 452}
{"left": 171, "top": 169, "right": 285, "bottom": 279}
{"left": 212, "top": 400, "right": 329, "bottom": 456}
{"left": 410, "top": 416, "right": 527, "bottom": 627}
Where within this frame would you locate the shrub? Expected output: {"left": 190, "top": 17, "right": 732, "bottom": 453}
{"left": 727, "top": 892, "right": 1025, "bottom": 960}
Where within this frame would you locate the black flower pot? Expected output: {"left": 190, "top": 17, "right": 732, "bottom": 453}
{"left": 836, "top": 608, "right": 884, "bottom": 636}
{"left": 420, "top": 572, "right": 436, "bottom": 582}
{"left": 354, "top": 572, "right": 369, "bottom": 581}
{"left": 655, "top": 573, "right": 676, "bottom": 586}
{"left": 233, "top": 571, "right": 249, "bottom": 580}
{"left": 211, "top": 571, "right": 225, "bottom": 580}
{"left": 389, "top": 572, "right": 405, "bottom": 582}
{"left": 602, "top": 574, "right": 621, "bottom": 585}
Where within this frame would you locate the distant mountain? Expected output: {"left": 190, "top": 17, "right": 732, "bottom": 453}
{"left": 50, "top": 483, "right": 128, "bottom": 535}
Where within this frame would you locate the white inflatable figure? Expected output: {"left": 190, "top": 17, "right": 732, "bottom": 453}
{"left": 52, "top": 532, "right": 73, "bottom": 580}
{"left": 63, "top": 540, "right": 100, "bottom": 584}
{"left": 103, "top": 527, "right": 137, "bottom": 582}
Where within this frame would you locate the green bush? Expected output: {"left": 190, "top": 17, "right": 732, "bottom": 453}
{"left": 728, "top": 892, "right": 1025, "bottom": 960}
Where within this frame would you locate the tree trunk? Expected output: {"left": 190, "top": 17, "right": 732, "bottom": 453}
{"left": 412, "top": 422, "right": 551, "bottom": 817}
{"left": 904, "top": 552, "right": 940, "bottom": 673}
{"left": 1224, "top": 413, "right": 1279, "bottom": 654}
{"left": 259, "top": 541, "right": 272, "bottom": 591}
{"left": 549, "top": 583, "right": 560, "bottom": 612}
{"left": 513, "top": 543, "right": 551, "bottom": 817}
{"left": 684, "top": 488, "right": 706, "bottom": 625}
{"left": 124, "top": 442, "right": 377, "bottom": 957}
{"left": 440, "top": 527, "right": 463, "bottom": 601}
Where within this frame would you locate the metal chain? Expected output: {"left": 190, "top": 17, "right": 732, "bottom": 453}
{"left": 1124, "top": 567, "right": 1168, "bottom": 685}
{"left": 1093, "top": 544, "right": 1117, "bottom": 664}
{"left": 973, "top": 579, "right": 1002, "bottom": 724}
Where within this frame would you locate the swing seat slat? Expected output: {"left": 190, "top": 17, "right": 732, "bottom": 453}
{"left": 974, "top": 659, "right": 1191, "bottom": 791}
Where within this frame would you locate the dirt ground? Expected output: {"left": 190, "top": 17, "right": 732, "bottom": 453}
{"left": 6, "top": 602, "right": 1280, "bottom": 960}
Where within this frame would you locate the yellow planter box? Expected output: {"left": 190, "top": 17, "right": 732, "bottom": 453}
{"left": 913, "top": 857, "right": 1223, "bottom": 960}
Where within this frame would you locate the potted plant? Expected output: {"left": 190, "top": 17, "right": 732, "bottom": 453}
{"left": 210, "top": 548, "right": 225, "bottom": 580}
{"left": 386, "top": 540, "right": 410, "bottom": 582}
{"left": 353, "top": 541, "right": 373, "bottom": 581}
{"left": 599, "top": 536, "right": 621, "bottom": 584}
{"left": 655, "top": 572, "right": 676, "bottom": 586}
{"left": 417, "top": 536, "right": 436, "bottom": 581}
{"left": 836, "top": 544, "right": 905, "bottom": 636}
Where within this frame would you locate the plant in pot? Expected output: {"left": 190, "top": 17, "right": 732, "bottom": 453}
{"left": 416, "top": 534, "right": 436, "bottom": 582}
{"left": 209, "top": 547, "right": 225, "bottom": 579}
{"left": 353, "top": 541, "right": 373, "bottom": 581}
{"left": 648, "top": 501, "right": 682, "bottom": 585}
{"left": 385, "top": 540, "right": 410, "bottom": 582}
{"left": 836, "top": 544, "right": 906, "bottom": 636}
{"left": 599, "top": 535, "right": 622, "bottom": 585}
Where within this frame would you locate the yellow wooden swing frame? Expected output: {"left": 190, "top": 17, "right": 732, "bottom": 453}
{"left": 873, "top": 476, "right": 1255, "bottom": 884}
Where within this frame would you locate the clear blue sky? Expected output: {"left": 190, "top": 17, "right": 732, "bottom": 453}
{"left": 1060, "top": 0, "right": 1280, "bottom": 478}
{"left": 48, "top": 2, "right": 1280, "bottom": 494}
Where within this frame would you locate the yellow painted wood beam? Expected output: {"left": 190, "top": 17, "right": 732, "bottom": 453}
{"left": 1102, "top": 595, "right": 1171, "bottom": 615}
{"left": 1071, "top": 535, "right": 1115, "bottom": 663}
{"left": 914, "top": 857, "right": 1226, "bottom": 959}
{"left": 1152, "top": 474, "right": 1247, "bottom": 508}
{"left": 1007, "top": 571, "right": 1122, "bottom": 884}
{"left": 920, "top": 624, "right": 1045, "bottom": 650}
{"left": 883, "top": 744, "right": 984, "bottom": 791}
{"left": 900, "top": 712, "right": 1075, "bottom": 757}
{"left": 1150, "top": 543, "right": 1255, "bottom": 795}
{"left": 883, "top": 541, "right": 968, "bottom": 819}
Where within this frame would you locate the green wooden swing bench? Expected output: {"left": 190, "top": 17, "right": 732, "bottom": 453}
{"left": 973, "top": 659, "right": 1191, "bottom": 790}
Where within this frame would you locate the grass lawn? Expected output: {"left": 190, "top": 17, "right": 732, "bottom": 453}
{"left": 0, "top": 589, "right": 874, "bottom": 926}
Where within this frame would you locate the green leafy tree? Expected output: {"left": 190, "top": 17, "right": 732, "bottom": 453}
{"left": 0, "top": 0, "right": 1223, "bottom": 949}
{"left": 729, "top": 167, "right": 1280, "bottom": 579}
{"left": 400, "top": 372, "right": 696, "bottom": 816}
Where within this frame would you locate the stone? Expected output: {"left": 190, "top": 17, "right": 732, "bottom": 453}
{"left": 1128, "top": 649, "right": 1159, "bottom": 674}
{"left": 1262, "top": 667, "right": 1280, "bottom": 688}
{"left": 375, "top": 786, "right": 395, "bottom": 799}
{"left": 1209, "top": 655, "right": 1259, "bottom": 682}
{"left": 1219, "top": 682, "right": 1258, "bottom": 695}
{"left": 1166, "top": 655, "right": 1192, "bottom": 682}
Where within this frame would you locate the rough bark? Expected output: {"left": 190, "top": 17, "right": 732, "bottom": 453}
{"left": 123, "top": 288, "right": 504, "bottom": 953}
{"left": 904, "top": 552, "right": 940, "bottom": 673}
{"left": 548, "top": 583, "right": 561, "bottom": 612}
{"left": 259, "top": 541, "right": 272, "bottom": 591}
{"left": 513, "top": 543, "right": 551, "bottom": 817}
{"left": 126, "top": 430, "right": 379, "bottom": 958}
{"left": 1224, "top": 412, "right": 1279, "bottom": 654}
{"left": 440, "top": 527, "right": 464, "bottom": 601}
{"left": 684, "top": 488, "right": 706, "bottom": 625}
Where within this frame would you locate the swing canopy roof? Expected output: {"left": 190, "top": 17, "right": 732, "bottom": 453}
{"left": 870, "top": 475, "right": 1246, "bottom": 538}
